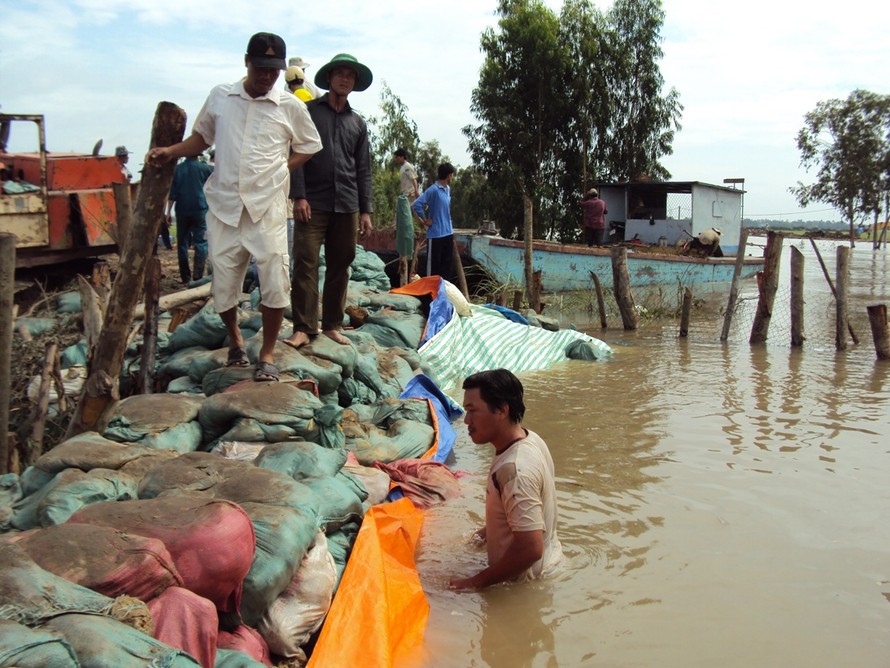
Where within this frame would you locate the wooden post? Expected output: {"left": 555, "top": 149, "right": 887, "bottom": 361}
{"left": 749, "top": 231, "right": 783, "bottom": 344}
{"left": 611, "top": 245, "right": 638, "bottom": 330}
{"left": 836, "top": 245, "right": 850, "bottom": 351}
{"left": 809, "top": 238, "right": 858, "bottom": 344}
{"left": 512, "top": 290, "right": 523, "bottom": 312}
{"left": 451, "top": 240, "right": 470, "bottom": 300}
{"left": 720, "top": 227, "right": 749, "bottom": 341}
{"left": 532, "top": 269, "right": 543, "bottom": 313}
{"left": 522, "top": 193, "right": 537, "bottom": 314}
{"left": 65, "top": 102, "right": 186, "bottom": 439}
{"left": 0, "top": 233, "right": 15, "bottom": 474}
{"left": 790, "top": 246, "right": 805, "bottom": 347}
{"left": 679, "top": 287, "right": 692, "bottom": 337}
{"left": 26, "top": 342, "right": 58, "bottom": 466}
{"left": 138, "top": 256, "right": 162, "bottom": 394}
{"left": 78, "top": 275, "right": 104, "bottom": 351}
{"left": 866, "top": 304, "right": 890, "bottom": 360}
{"left": 398, "top": 256, "right": 409, "bottom": 287}
{"left": 113, "top": 181, "right": 132, "bottom": 256}
{"left": 590, "top": 272, "right": 608, "bottom": 329}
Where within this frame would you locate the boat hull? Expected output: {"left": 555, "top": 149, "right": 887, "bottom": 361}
{"left": 459, "top": 233, "right": 763, "bottom": 291}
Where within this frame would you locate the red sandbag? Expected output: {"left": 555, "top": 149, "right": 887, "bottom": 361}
{"left": 373, "top": 459, "right": 461, "bottom": 509}
{"left": 67, "top": 496, "right": 255, "bottom": 615}
{"left": 147, "top": 587, "right": 219, "bottom": 668}
{"left": 218, "top": 625, "right": 272, "bottom": 666}
{"left": 13, "top": 523, "right": 183, "bottom": 601}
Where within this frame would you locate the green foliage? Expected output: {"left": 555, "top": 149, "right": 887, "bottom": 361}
{"left": 464, "top": 0, "right": 682, "bottom": 244}
{"left": 791, "top": 89, "right": 890, "bottom": 233}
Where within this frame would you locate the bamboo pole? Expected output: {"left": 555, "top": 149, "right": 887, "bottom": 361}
{"left": 790, "top": 246, "right": 805, "bottom": 347}
{"left": 65, "top": 102, "right": 186, "bottom": 439}
{"left": 679, "top": 287, "right": 692, "bottom": 337}
{"left": 866, "top": 304, "right": 889, "bottom": 360}
{"left": 0, "top": 233, "right": 15, "bottom": 474}
{"left": 720, "top": 227, "right": 749, "bottom": 341}
{"left": 809, "top": 237, "right": 858, "bottom": 344}
{"left": 835, "top": 245, "right": 850, "bottom": 351}
{"left": 512, "top": 290, "right": 522, "bottom": 312}
{"left": 138, "top": 256, "right": 161, "bottom": 394}
{"left": 27, "top": 342, "right": 58, "bottom": 464}
{"left": 749, "top": 231, "right": 783, "bottom": 344}
{"left": 590, "top": 272, "right": 608, "bottom": 329}
{"left": 610, "top": 246, "right": 638, "bottom": 330}
{"left": 451, "top": 240, "right": 470, "bottom": 300}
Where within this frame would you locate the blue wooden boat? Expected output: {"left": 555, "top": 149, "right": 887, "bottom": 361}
{"left": 454, "top": 231, "right": 764, "bottom": 292}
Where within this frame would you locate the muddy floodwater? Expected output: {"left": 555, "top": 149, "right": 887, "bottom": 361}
{"left": 406, "top": 240, "right": 890, "bottom": 667}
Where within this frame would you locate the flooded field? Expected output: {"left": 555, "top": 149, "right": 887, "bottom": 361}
{"left": 407, "top": 240, "right": 890, "bottom": 667}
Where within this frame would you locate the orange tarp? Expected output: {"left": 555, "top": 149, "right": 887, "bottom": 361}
{"left": 307, "top": 497, "right": 428, "bottom": 668}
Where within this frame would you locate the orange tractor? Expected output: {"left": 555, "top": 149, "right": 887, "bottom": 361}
{"left": 0, "top": 113, "right": 127, "bottom": 268}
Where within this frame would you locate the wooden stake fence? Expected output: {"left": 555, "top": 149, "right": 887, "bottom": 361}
{"left": 611, "top": 246, "right": 638, "bottom": 330}
{"left": 749, "top": 231, "right": 783, "bottom": 344}
{"left": 790, "top": 246, "right": 805, "bottom": 347}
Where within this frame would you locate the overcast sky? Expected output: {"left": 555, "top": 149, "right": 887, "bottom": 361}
{"left": 2, "top": 0, "right": 888, "bottom": 222}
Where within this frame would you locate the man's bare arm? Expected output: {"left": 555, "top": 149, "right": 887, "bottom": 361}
{"left": 450, "top": 529, "right": 543, "bottom": 590}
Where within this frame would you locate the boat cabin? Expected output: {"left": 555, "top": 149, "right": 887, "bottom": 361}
{"left": 596, "top": 180, "right": 745, "bottom": 255}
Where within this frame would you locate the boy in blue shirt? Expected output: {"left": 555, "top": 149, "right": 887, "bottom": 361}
{"left": 412, "top": 162, "right": 455, "bottom": 280}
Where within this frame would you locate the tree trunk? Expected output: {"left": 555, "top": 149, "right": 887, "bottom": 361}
{"left": 749, "top": 231, "right": 783, "bottom": 344}
{"left": 611, "top": 246, "right": 638, "bottom": 330}
{"left": 522, "top": 192, "right": 537, "bottom": 313}
{"left": 65, "top": 102, "right": 186, "bottom": 439}
{"left": 0, "top": 233, "right": 15, "bottom": 473}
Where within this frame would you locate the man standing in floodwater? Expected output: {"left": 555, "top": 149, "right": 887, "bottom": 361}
{"left": 450, "top": 369, "right": 564, "bottom": 590}
{"left": 147, "top": 32, "right": 322, "bottom": 382}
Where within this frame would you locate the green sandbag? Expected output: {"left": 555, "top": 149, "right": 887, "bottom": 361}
{"left": 167, "top": 302, "right": 229, "bottom": 353}
{"left": 325, "top": 520, "right": 361, "bottom": 591}
{"left": 166, "top": 376, "right": 204, "bottom": 394}
{"left": 347, "top": 341, "right": 416, "bottom": 403}
{"left": 198, "top": 383, "right": 327, "bottom": 448}
{"left": 367, "top": 291, "right": 423, "bottom": 314}
{"left": 359, "top": 309, "right": 426, "bottom": 349}
{"left": 11, "top": 468, "right": 138, "bottom": 530}
{"left": 159, "top": 346, "right": 215, "bottom": 379}
{"left": 0, "top": 542, "right": 119, "bottom": 625}
{"left": 237, "top": 502, "right": 320, "bottom": 628}
{"left": 99, "top": 394, "right": 204, "bottom": 453}
{"left": 300, "top": 334, "right": 358, "bottom": 379}
{"left": 0, "top": 619, "right": 79, "bottom": 667}
{"left": 0, "top": 473, "right": 22, "bottom": 532}
{"left": 395, "top": 194, "right": 414, "bottom": 257}
{"left": 201, "top": 365, "right": 254, "bottom": 396}
{"left": 307, "top": 475, "right": 365, "bottom": 532}
{"left": 215, "top": 648, "right": 270, "bottom": 668}
{"left": 350, "top": 246, "right": 391, "bottom": 292}
{"left": 44, "top": 613, "right": 200, "bottom": 667}
{"left": 60, "top": 340, "right": 89, "bottom": 369}
{"left": 346, "top": 419, "right": 436, "bottom": 465}
{"left": 15, "top": 316, "right": 57, "bottom": 337}
{"left": 32, "top": 431, "right": 168, "bottom": 476}
{"left": 56, "top": 290, "right": 82, "bottom": 313}
{"left": 254, "top": 442, "right": 347, "bottom": 481}
{"left": 566, "top": 338, "right": 604, "bottom": 360}
{"left": 137, "top": 452, "right": 317, "bottom": 513}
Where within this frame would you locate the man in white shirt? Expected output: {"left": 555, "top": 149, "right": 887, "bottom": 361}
{"left": 394, "top": 147, "right": 419, "bottom": 201}
{"left": 148, "top": 32, "right": 322, "bottom": 382}
{"left": 450, "top": 368, "right": 564, "bottom": 590}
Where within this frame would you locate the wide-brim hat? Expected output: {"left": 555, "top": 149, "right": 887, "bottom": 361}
{"left": 314, "top": 53, "right": 373, "bottom": 92}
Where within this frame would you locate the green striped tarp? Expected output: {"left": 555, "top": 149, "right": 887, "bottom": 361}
{"left": 418, "top": 305, "right": 612, "bottom": 391}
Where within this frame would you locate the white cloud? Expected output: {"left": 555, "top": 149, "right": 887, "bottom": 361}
{"left": 2, "top": 0, "right": 887, "bottom": 221}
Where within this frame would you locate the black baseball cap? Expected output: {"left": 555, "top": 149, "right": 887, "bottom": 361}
{"left": 246, "top": 32, "right": 286, "bottom": 70}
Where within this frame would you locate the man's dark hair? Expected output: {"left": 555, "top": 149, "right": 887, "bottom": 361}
{"left": 463, "top": 369, "right": 525, "bottom": 423}
{"left": 437, "top": 162, "right": 455, "bottom": 181}
{"left": 394, "top": 147, "right": 407, "bottom": 158}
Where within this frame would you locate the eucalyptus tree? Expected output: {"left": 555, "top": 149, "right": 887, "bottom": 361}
{"left": 463, "top": 0, "right": 571, "bottom": 305}
{"left": 791, "top": 89, "right": 890, "bottom": 245}
{"left": 599, "top": 0, "right": 682, "bottom": 182}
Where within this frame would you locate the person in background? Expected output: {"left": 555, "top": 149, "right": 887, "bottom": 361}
{"left": 288, "top": 56, "right": 321, "bottom": 99}
{"left": 412, "top": 162, "right": 455, "bottom": 281}
{"left": 580, "top": 187, "right": 608, "bottom": 247}
{"left": 147, "top": 31, "right": 322, "bottom": 382}
{"left": 285, "top": 65, "right": 313, "bottom": 102}
{"left": 450, "top": 368, "right": 564, "bottom": 590}
{"left": 285, "top": 53, "right": 374, "bottom": 349}
{"left": 394, "top": 147, "right": 419, "bottom": 202}
{"left": 166, "top": 154, "right": 214, "bottom": 284}
{"left": 115, "top": 145, "right": 133, "bottom": 181}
